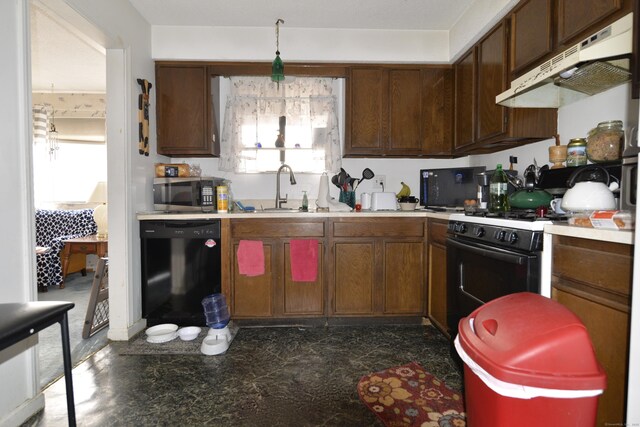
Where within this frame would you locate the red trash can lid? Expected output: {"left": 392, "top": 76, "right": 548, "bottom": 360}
{"left": 457, "top": 292, "right": 606, "bottom": 390}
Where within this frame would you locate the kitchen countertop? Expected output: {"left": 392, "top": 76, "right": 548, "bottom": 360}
{"left": 136, "top": 209, "right": 454, "bottom": 221}
{"left": 137, "top": 210, "right": 634, "bottom": 244}
{"left": 544, "top": 223, "right": 634, "bottom": 245}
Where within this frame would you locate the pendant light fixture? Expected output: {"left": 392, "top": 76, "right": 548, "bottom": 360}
{"left": 48, "top": 84, "right": 59, "bottom": 160}
{"left": 271, "top": 18, "right": 285, "bottom": 87}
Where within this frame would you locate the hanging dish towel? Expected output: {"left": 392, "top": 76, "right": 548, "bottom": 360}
{"left": 290, "top": 239, "right": 318, "bottom": 282}
{"left": 237, "top": 240, "right": 265, "bottom": 276}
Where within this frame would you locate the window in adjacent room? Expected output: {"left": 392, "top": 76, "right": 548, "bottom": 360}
{"left": 219, "top": 76, "right": 342, "bottom": 174}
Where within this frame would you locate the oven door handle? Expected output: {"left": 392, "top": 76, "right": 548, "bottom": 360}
{"left": 446, "top": 238, "right": 529, "bottom": 265}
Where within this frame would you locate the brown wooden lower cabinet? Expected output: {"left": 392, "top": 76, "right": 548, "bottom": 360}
{"left": 551, "top": 235, "right": 632, "bottom": 426}
{"left": 283, "top": 242, "right": 324, "bottom": 315}
{"left": 333, "top": 241, "right": 375, "bottom": 315}
{"left": 228, "top": 217, "right": 428, "bottom": 320}
{"left": 231, "top": 242, "right": 275, "bottom": 317}
{"left": 427, "top": 219, "right": 449, "bottom": 336}
{"left": 230, "top": 218, "right": 326, "bottom": 319}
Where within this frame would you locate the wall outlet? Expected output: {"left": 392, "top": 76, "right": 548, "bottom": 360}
{"left": 374, "top": 175, "right": 386, "bottom": 191}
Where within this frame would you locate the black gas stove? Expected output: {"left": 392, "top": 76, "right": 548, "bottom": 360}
{"left": 448, "top": 212, "right": 551, "bottom": 252}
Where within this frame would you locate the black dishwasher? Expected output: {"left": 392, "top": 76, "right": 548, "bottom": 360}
{"left": 141, "top": 220, "right": 221, "bottom": 326}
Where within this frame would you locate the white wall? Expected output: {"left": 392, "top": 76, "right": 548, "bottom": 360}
{"left": 61, "top": 0, "right": 158, "bottom": 341}
{"left": 0, "top": 1, "right": 43, "bottom": 425}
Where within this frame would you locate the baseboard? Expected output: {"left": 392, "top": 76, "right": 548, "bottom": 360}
{"left": 0, "top": 392, "right": 45, "bottom": 427}
{"left": 107, "top": 318, "right": 146, "bottom": 341}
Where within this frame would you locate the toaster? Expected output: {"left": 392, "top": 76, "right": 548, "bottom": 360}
{"left": 370, "top": 192, "right": 398, "bottom": 211}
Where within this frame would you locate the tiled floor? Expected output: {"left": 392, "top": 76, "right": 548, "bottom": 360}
{"left": 26, "top": 324, "right": 462, "bottom": 426}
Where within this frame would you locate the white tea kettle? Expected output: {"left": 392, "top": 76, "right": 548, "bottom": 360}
{"left": 561, "top": 165, "right": 618, "bottom": 212}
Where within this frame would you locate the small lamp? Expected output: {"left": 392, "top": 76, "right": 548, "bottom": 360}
{"left": 271, "top": 19, "right": 285, "bottom": 86}
{"left": 89, "top": 181, "right": 108, "bottom": 239}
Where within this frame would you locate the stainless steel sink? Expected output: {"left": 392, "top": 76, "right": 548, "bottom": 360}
{"left": 259, "top": 207, "right": 304, "bottom": 213}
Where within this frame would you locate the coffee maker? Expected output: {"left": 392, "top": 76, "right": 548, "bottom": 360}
{"left": 476, "top": 171, "right": 491, "bottom": 209}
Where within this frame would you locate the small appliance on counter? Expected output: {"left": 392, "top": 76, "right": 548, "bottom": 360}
{"left": 153, "top": 176, "right": 226, "bottom": 212}
{"left": 370, "top": 192, "right": 397, "bottom": 211}
{"left": 536, "top": 162, "right": 621, "bottom": 197}
{"left": 420, "top": 167, "right": 486, "bottom": 209}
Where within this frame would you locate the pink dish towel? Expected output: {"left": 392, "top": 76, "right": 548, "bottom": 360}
{"left": 290, "top": 239, "right": 319, "bottom": 282}
{"left": 237, "top": 240, "right": 265, "bottom": 276}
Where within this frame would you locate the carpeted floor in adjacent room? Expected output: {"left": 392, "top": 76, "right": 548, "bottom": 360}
{"left": 26, "top": 323, "right": 462, "bottom": 426}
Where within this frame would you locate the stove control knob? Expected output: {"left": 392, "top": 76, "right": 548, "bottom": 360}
{"left": 475, "top": 227, "right": 485, "bottom": 237}
{"left": 459, "top": 224, "right": 468, "bottom": 234}
{"left": 496, "top": 230, "right": 506, "bottom": 242}
{"left": 508, "top": 232, "right": 519, "bottom": 244}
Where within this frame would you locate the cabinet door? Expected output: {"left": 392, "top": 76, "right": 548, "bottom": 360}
{"left": 383, "top": 241, "right": 424, "bottom": 315}
{"left": 156, "top": 65, "right": 217, "bottom": 156}
{"left": 557, "top": 0, "right": 624, "bottom": 47}
{"left": 510, "top": 0, "right": 553, "bottom": 76}
{"left": 476, "top": 21, "right": 508, "bottom": 142}
{"left": 333, "top": 242, "right": 375, "bottom": 315}
{"left": 283, "top": 242, "right": 324, "bottom": 315}
{"left": 454, "top": 49, "right": 475, "bottom": 151}
{"left": 231, "top": 243, "right": 274, "bottom": 317}
{"left": 428, "top": 243, "right": 448, "bottom": 335}
{"left": 422, "top": 68, "right": 454, "bottom": 155}
{"left": 345, "top": 68, "right": 387, "bottom": 156}
{"left": 388, "top": 69, "right": 422, "bottom": 154}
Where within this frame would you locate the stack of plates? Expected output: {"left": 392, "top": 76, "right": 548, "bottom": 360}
{"left": 145, "top": 323, "right": 179, "bottom": 343}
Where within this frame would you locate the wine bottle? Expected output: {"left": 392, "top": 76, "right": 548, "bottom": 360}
{"left": 489, "top": 164, "right": 510, "bottom": 213}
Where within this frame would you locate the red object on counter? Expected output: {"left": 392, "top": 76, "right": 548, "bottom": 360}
{"left": 456, "top": 292, "right": 606, "bottom": 427}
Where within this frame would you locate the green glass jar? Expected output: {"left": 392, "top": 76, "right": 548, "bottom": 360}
{"left": 566, "top": 138, "right": 587, "bottom": 167}
{"left": 586, "top": 120, "right": 624, "bottom": 162}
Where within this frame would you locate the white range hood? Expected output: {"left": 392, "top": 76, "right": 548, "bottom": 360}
{"left": 497, "top": 13, "right": 633, "bottom": 108}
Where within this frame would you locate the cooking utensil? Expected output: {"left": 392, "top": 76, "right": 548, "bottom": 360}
{"left": 331, "top": 174, "right": 340, "bottom": 189}
{"left": 509, "top": 188, "right": 553, "bottom": 209}
{"left": 355, "top": 168, "right": 375, "bottom": 190}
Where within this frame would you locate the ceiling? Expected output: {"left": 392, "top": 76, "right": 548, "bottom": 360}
{"left": 128, "top": 0, "right": 476, "bottom": 30}
{"left": 30, "top": 0, "right": 479, "bottom": 94}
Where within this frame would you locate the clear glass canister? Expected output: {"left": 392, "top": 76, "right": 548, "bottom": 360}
{"left": 586, "top": 120, "right": 624, "bottom": 162}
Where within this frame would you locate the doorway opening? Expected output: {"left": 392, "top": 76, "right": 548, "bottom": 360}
{"left": 29, "top": 0, "right": 109, "bottom": 388}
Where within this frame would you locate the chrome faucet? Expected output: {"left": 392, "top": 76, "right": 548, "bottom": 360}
{"left": 275, "top": 164, "right": 297, "bottom": 208}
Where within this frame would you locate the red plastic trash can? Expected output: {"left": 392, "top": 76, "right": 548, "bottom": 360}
{"left": 455, "top": 292, "right": 606, "bottom": 427}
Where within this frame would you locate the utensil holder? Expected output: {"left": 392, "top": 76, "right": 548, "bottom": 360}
{"left": 339, "top": 190, "right": 356, "bottom": 209}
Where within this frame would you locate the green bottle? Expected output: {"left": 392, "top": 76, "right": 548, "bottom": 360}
{"left": 302, "top": 191, "right": 309, "bottom": 211}
{"left": 489, "top": 164, "right": 510, "bottom": 213}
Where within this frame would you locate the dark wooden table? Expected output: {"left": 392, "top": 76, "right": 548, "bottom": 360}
{"left": 60, "top": 235, "right": 108, "bottom": 288}
{"left": 0, "top": 302, "right": 76, "bottom": 426}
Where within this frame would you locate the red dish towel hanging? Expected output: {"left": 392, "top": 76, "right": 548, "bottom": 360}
{"left": 237, "top": 240, "right": 265, "bottom": 276}
{"left": 290, "top": 239, "right": 318, "bottom": 282}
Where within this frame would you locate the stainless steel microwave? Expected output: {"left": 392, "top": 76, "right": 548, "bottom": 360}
{"left": 153, "top": 177, "right": 225, "bottom": 212}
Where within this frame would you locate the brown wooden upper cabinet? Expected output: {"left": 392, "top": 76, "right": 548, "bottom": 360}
{"left": 510, "top": 0, "right": 633, "bottom": 79}
{"left": 454, "top": 20, "right": 557, "bottom": 154}
{"left": 155, "top": 63, "right": 219, "bottom": 157}
{"left": 345, "top": 66, "right": 454, "bottom": 157}
{"left": 509, "top": 0, "right": 554, "bottom": 77}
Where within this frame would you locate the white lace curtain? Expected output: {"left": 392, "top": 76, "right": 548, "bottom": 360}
{"left": 219, "top": 76, "right": 342, "bottom": 173}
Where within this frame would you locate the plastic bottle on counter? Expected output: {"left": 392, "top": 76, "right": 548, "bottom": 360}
{"left": 216, "top": 185, "right": 228, "bottom": 213}
{"left": 489, "top": 164, "right": 510, "bottom": 213}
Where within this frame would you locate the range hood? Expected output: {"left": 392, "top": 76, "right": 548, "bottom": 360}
{"left": 497, "top": 13, "right": 633, "bottom": 108}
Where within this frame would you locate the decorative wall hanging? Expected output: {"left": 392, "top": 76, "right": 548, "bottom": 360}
{"left": 137, "top": 79, "right": 152, "bottom": 156}
{"left": 271, "top": 19, "right": 285, "bottom": 87}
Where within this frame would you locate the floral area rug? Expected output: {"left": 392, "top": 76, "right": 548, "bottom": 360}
{"left": 357, "top": 362, "right": 466, "bottom": 427}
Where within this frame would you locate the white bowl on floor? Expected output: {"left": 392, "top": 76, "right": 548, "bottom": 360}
{"left": 178, "top": 326, "right": 202, "bottom": 341}
{"left": 145, "top": 323, "right": 179, "bottom": 344}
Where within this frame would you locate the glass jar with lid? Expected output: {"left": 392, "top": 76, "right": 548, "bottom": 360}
{"left": 586, "top": 120, "right": 624, "bottom": 162}
{"left": 566, "top": 138, "right": 587, "bottom": 167}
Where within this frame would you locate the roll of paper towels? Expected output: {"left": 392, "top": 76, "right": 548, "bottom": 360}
{"left": 317, "top": 173, "right": 330, "bottom": 208}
